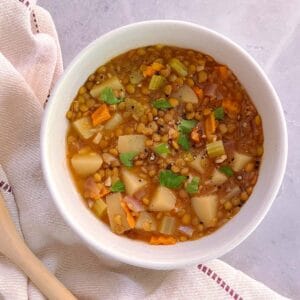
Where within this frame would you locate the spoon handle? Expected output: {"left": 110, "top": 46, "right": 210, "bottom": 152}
{"left": 0, "top": 193, "right": 77, "bottom": 300}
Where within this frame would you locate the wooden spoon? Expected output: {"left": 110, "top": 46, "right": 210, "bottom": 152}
{"left": 0, "top": 192, "right": 77, "bottom": 300}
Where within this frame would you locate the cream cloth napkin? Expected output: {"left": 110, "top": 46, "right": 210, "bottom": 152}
{"left": 0, "top": 1, "right": 289, "bottom": 299}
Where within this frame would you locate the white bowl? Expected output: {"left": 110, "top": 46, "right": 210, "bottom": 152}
{"left": 41, "top": 20, "right": 288, "bottom": 270}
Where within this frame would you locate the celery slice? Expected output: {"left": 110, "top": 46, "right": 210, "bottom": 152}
{"left": 92, "top": 199, "right": 107, "bottom": 218}
{"left": 206, "top": 140, "right": 225, "bottom": 158}
{"left": 159, "top": 216, "right": 176, "bottom": 235}
{"left": 148, "top": 75, "right": 166, "bottom": 90}
{"left": 169, "top": 58, "right": 188, "bottom": 76}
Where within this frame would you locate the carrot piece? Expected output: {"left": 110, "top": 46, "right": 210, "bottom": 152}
{"left": 204, "top": 113, "right": 216, "bottom": 137}
{"left": 149, "top": 236, "right": 177, "bottom": 245}
{"left": 143, "top": 66, "right": 156, "bottom": 77}
{"left": 99, "top": 185, "right": 110, "bottom": 198}
{"left": 219, "top": 66, "right": 229, "bottom": 80}
{"left": 121, "top": 202, "right": 136, "bottom": 229}
{"left": 191, "top": 128, "right": 201, "bottom": 142}
{"left": 193, "top": 86, "right": 203, "bottom": 99}
{"left": 222, "top": 98, "right": 240, "bottom": 114}
{"left": 91, "top": 104, "right": 111, "bottom": 126}
{"left": 151, "top": 62, "right": 164, "bottom": 71}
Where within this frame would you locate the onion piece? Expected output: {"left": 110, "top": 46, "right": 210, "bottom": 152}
{"left": 123, "top": 196, "right": 145, "bottom": 212}
{"left": 178, "top": 225, "right": 194, "bottom": 237}
{"left": 224, "top": 185, "right": 241, "bottom": 200}
{"left": 102, "top": 153, "right": 118, "bottom": 165}
{"left": 204, "top": 83, "right": 218, "bottom": 97}
{"left": 84, "top": 177, "right": 100, "bottom": 195}
{"left": 133, "top": 188, "right": 147, "bottom": 200}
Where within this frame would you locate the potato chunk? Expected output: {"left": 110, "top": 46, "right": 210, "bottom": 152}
{"left": 149, "top": 186, "right": 176, "bottom": 211}
{"left": 90, "top": 76, "right": 124, "bottom": 98}
{"left": 71, "top": 152, "right": 102, "bottom": 177}
{"left": 232, "top": 152, "right": 252, "bottom": 172}
{"left": 121, "top": 168, "right": 147, "bottom": 196}
{"left": 192, "top": 194, "right": 217, "bottom": 227}
{"left": 211, "top": 169, "right": 228, "bottom": 185}
{"left": 171, "top": 84, "right": 198, "bottom": 103}
{"left": 73, "top": 117, "right": 98, "bottom": 139}
{"left": 188, "top": 155, "right": 208, "bottom": 174}
{"left": 104, "top": 113, "right": 123, "bottom": 130}
{"left": 117, "top": 135, "right": 146, "bottom": 153}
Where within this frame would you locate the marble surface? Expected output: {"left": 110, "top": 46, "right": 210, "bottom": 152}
{"left": 39, "top": 0, "right": 300, "bottom": 298}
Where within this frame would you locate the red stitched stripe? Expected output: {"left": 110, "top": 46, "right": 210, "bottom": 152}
{"left": 198, "top": 264, "right": 243, "bottom": 300}
{"left": 31, "top": 11, "right": 40, "bottom": 33}
{"left": 0, "top": 180, "right": 13, "bottom": 194}
{"left": 18, "top": 0, "right": 32, "bottom": 10}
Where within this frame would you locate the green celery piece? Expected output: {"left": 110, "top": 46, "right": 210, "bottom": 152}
{"left": 206, "top": 140, "right": 225, "bottom": 158}
{"left": 169, "top": 58, "right": 188, "bottom": 76}
{"left": 148, "top": 75, "right": 166, "bottom": 90}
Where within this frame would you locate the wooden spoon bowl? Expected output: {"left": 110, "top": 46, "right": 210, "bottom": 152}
{"left": 0, "top": 192, "right": 76, "bottom": 300}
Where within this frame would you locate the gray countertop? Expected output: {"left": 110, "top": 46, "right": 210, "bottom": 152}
{"left": 38, "top": 0, "right": 300, "bottom": 298}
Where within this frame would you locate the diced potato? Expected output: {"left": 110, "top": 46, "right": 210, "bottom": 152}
{"left": 92, "top": 199, "right": 107, "bottom": 218}
{"left": 104, "top": 113, "right": 123, "bottom": 130}
{"left": 171, "top": 85, "right": 198, "bottom": 103}
{"left": 149, "top": 186, "right": 176, "bottom": 211}
{"left": 135, "top": 212, "right": 157, "bottom": 232}
{"left": 232, "top": 152, "right": 252, "bottom": 172}
{"left": 192, "top": 194, "right": 218, "bottom": 227}
{"left": 117, "top": 135, "right": 146, "bottom": 153}
{"left": 73, "top": 117, "right": 103, "bottom": 139}
{"left": 121, "top": 168, "right": 147, "bottom": 196}
{"left": 90, "top": 76, "right": 124, "bottom": 98}
{"left": 188, "top": 155, "right": 208, "bottom": 174}
{"left": 106, "top": 193, "right": 130, "bottom": 234}
{"left": 211, "top": 169, "right": 228, "bottom": 185}
{"left": 71, "top": 152, "right": 103, "bottom": 177}
{"left": 159, "top": 216, "right": 176, "bottom": 235}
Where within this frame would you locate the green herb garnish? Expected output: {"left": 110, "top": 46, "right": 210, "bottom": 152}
{"left": 178, "top": 133, "right": 190, "bottom": 151}
{"left": 177, "top": 119, "right": 197, "bottom": 151}
{"left": 159, "top": 170, "right": 187, "bottom": 189}
{"left": 186, "top": 177, "right": 200, "bottom": 194}
{"left": 178, "top": 119, "right": 197, "bottom": 133}
{"left": 111, "top": 180, "right": 125, "bottom": 192}
{"left": 214, "top": 107, "right": 224, "bottom": 120}
{"left": 100, "top": 87, "right": 123, "bottom": 105}
{"left": 154, "top": 143, "right": 170, "bottom": 156}
{"left": 152, "top": 98, "right": 172, "bottom": 109}
{"left": 119, "top": 152, "right": 137, "bottom": 167}
{"left": 219, "top": 166, "right": 234, "bottom": 177}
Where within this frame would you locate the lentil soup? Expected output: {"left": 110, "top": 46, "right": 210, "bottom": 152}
{"left": 66, "top": 45, "right": 263, "bottom": 245}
